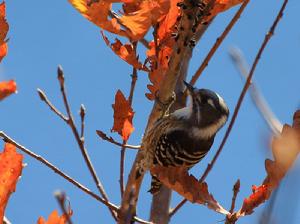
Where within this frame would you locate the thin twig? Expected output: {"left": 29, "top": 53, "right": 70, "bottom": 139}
{"left": 80, "top": 104, "right": 86, "bottom": 141}
{"left": 120, "top": 54, "right": 138, "bottom": 197}
{"left": 37, "top": 88, "right": 68, "bottom": 122}
{"left": 0, "top": 131, "right": 118, "bottom": 212}
{"left": 38, "top": 66, "right": 117, "bottom": 220}
{"left": 230, "top": 179, "right": 240, "bottom": 213}
{"left": 0, "top": 131, "right": 151, "bottom": 224}
{"left": 229, "top": 47, "right": 283, "bottom": 135}
{"left": 96, "top": 130, "right": 141, "bottom": 150}
{"left": 120, "top": 145, "right": 126, "bottom": 197}
{"left": 170, "top": 0, "right": 288, "bottom": 217}
{"left": 189, "top": 0, "right": 250, "bottom": 86}
{"left": 54, "top": 191, "right": 73, "bottom": 224}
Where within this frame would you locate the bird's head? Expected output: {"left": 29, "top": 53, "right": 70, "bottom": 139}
{"left": 183, "top": 81, "right": 229, "bottom": 137}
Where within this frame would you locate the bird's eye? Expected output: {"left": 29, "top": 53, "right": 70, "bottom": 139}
{"left": 201, "top": 96, "right": 207, "bottom": 104}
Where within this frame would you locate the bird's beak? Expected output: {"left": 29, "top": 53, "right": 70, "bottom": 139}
{"left": 183, "top": 81, "right": 195, "bottom": 95}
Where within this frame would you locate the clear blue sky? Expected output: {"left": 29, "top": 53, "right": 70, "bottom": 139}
{"left": 1, "top": 0, "right": 300, "bottom": 223}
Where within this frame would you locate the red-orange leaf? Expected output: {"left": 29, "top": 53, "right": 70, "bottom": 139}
{"left": 0, "top": 42, "right": 7, "bottom": 62}
{"left": 151, "top": 166, "right": 229, "bottom": 214}
{"left": 68, "top": 0, "right": 128, "bottom": 37}
{"left": 37, "top": 210, "right": 72, "bottom": 224}
{"left": 0, "top": 143, "right": 23, "bottom": 221}
{"left": 111, "top": 90, "right": 135, "bottom": 141}
{"left": 120, "top": 0, "right": 171, "bottom": 40}
{"left": 0, "top": 1, "right": 8, "bottom": 62}
{"left": 239, "top": 185, "right": 270, "bottom": 216}
{"left": 157, "top": 0, "right": 181, "bottom": 41}
{"left": 101, "top": 31, "right": 148, "bottom": 71}
{"left": 0, "top": 80, "right": 17, "bottom": 101}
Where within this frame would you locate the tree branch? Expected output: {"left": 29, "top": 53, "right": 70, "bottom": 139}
{"left": 0, "top": 131, "right": 153, "bottom": 224}
{"left": 229, "top": 47, "right": 283, "bottom": 135}
{"left": 96, "top": 130, "right": 141, "bottom": 150}
{"left": 0, "top": 131, "right": 119, "bottom": 212}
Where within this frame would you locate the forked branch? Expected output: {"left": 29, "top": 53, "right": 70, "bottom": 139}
{"left": 38, "top": 66, "right": 117, "bottom": 220}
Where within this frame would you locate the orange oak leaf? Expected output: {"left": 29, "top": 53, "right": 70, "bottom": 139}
{"left": 0, "top": 42, "right": 7, "bottom": 62}
{"left": 239, "top": 185, "right": 270, "bottom": 216}
{"left": 68, "top": 0, "right": 128, "bottom": 37}
{"left": 157, "top": 0, "right": 181, "bottom": 41}
{"left": 206, "top": 0, "right": 244, "bottom": 21}
{"left": 0, "top": 143, "right": 23, "bottom": 221}
{"left": 37, "top": 209, "right": 72, "bottom": 224}
{"left": 151, "top": 166, "right": 229, "bottom": 214}
{"left": 101, "top": 31, "right": 148, "bottom": 71}
{"left": 0, "top": 1, "right": 9, "bottom": 62}
{"left": 111, "top": 90, "right": 135, "bottom": 141}
{"left": 119, "top": 0, "right": 171, "bottom": 40}
{"left": 0, "top": 80, "right": 17, "bottom": 101}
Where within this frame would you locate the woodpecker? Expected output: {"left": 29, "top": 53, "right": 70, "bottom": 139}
{"left": 139, "top": 81, "right": 229, "bottom": 194}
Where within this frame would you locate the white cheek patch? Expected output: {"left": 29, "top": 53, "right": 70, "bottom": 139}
{"left": 207, "top": 99, "right": 215, "bottom": 108}
{"left": 216, "top": 92, "right": 227, "bottom": 111}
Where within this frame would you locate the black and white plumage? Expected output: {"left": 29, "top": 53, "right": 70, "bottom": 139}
{"left": 139, "top": 81, "right": 229, "bottom": 194}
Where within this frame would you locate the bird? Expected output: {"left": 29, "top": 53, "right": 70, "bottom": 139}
{"left": 139, "top": 81, "right": 229, "bottom": 194}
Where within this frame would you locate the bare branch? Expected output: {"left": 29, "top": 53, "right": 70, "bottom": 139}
{"left": 0, "top": 131, "right": 154, "bottom": 224}
{"left": 230, "top": 179, "right": 240, "bottom": 214}
{"left": 39, "top": 65, "right": 117, "bottom": 220}
{"left": 96, "top": 130, "right": 141, "bottom": 150}
{"left": 170, "top": 0, "right": 289, "bottom": 216}
{"left": 189, "top": 0, "right": 250, "bottom": 86}
{"left": 54, "top": 191, "right": 73, "bottom": 224}
{"left": 0, "top": 131, "right": 119, "bottom": 212}
{"left": 229, "top": 47, "right": 283, "bottom": 135}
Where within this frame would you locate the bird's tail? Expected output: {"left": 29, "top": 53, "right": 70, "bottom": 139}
{"left": 148, "top": 175, "right": 162, "bottom": 194}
